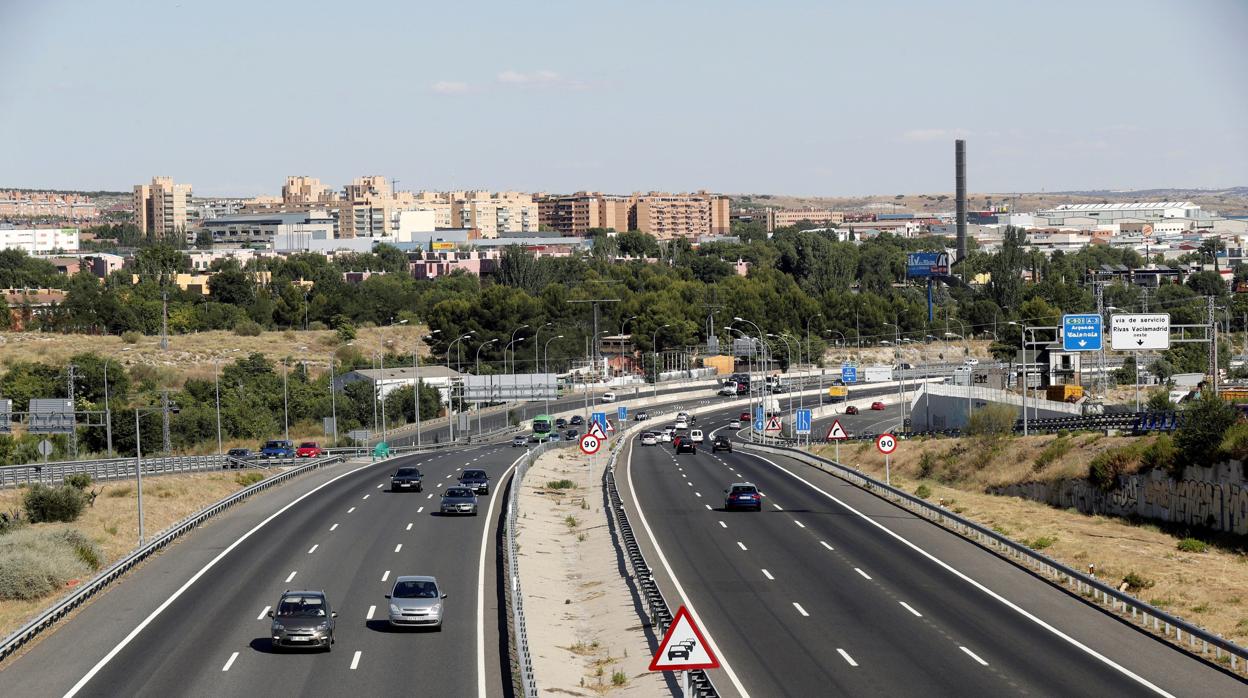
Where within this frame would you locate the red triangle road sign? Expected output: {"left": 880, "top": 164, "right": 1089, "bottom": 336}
{"left": 826, "top": 419, "right": 848, "bottom": 441}
{"left": 649, "top": 606, "right": 721, "bottom": 672}
{"left": 764, "top": 416, "right": 782, "bottom": 432}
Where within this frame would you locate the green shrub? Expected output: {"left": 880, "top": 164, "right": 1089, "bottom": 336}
{"left": 1123, "top": 571, "right": 1154, "bottom": 592}
{"left": 0, "top": 509, "right": 26, "bottom": 534}
{"left": 120, "top": 331, "right": 143, "bottom": 344}
{"left": 336, "top": 323, "right": 357, "bottom": 343}
{"left": 235, "top": 472, "right": 264, "bottom": 487}
{"left": 23, "top": 484, "right": 88, "bottom": 523}
{"left": 233, "top": 319, "right": 263, "bottom": 337}
{"left": 1026, "top": 535, "right": 1058, "bottom": 550}
{"left": 308, "top": 320, "right": 328, "bottom": 331}
{"left": 965, "top": 404, "right": 1017, "bottom": 438}
{"left": 1177, "top": 538, "right": 1209, "bottom": 553}
{"left": 611, "top": 670, "right": 627, "bottom": 686}
{"left": 1033, "top": 436, "right": 1073, "bottom": 471}
{"left": 64, "top": 473, "right": 92, "bottom": 490}
{"left": 546, "top": 479, "right": 576, "bottom": 490}
{"left": 57, "top": 529, "right": 102, "bottom": 569}
{"left": 1220, "top": 422, "right": 1248, "bottom": 465}
{"left": 0, "top": 529, "right": 102, "bottom": 600}
{"left": 914, "top": 484, "right": 932, "bottom": 500}
{"left": 1175, "top": 393, "right": 1237, "bottom": 468}
{"left": 917, "top": 451, "right": 937, "bottom": 479}
{"left": 1140, "top": 434, "right": 1178, "bottom": 475}
{"left": 1088, "top": 445, "right": 1142, "bottom": 490}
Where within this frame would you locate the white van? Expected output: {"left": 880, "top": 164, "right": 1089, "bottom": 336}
{"left": 689, "top": 429, "right": 704, "bottom": 444}
{"left": 602, "top": 392, "right": 616, "bottom": 402}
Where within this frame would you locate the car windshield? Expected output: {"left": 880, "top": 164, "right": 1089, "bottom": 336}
{"left": 445, "top": 488, "right": 472, "bottom": 497}
{"left": 277, "top": 596, "right": 326, "bottom": 617}
{"left": 264, "top": 441, "right": 281, "bottom": 449}
{"left": 392, "top": 580, "right": 439, "bottom": 599}
{"left": 299, "top": 442, "right": 316, "bottom": 448}
{"left": 462, "top": 470, "right": 486, "bottom": 479}
{"left": 395, "top": 468, "right": 419, "bottom": 477}
{"left": 731, "top": 486, "right": 757, "bottom": 495}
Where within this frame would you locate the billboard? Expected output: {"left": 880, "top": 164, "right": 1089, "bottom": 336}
{"left": 462, "top": 373, "right": 560, "bottom": 401}
{"left": 28, "top": 398, "right": 75, "bottom": 434}
{"left": 863, "top": 365, "right": 894, "bottom": 382}
{"left": 431, "top": 241, "right": 456, "bottom": 251}
{"left": 906, "top": 251, "right": 951, "bottom": 278}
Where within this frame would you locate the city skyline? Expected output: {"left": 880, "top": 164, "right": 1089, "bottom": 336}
{"left": 1, "top": 0, "right": 1246, "bottom": 197}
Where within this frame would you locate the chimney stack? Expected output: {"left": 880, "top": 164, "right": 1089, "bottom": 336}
{"left": 955, "top": 139, "right": 967, "bottom": 264}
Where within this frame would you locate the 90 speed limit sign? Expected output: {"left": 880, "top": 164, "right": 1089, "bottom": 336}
{"left": 875, "top": 433, "right": 898, "bottom": 455}
{"left": 579, "top": 433, "right": 602, "bottom": 455}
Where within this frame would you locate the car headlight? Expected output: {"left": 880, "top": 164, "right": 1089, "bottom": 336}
{"left": 390, "top": 604, "right": 401, "bottom": 614}
{"left": 429, "top": 604, "right": 441, "bottom": 614}
{"left": 272, "top": 622, "right": 284, "bottom": 631}
{"left": 316, "top": 621, "right": 330, "bottom": 631}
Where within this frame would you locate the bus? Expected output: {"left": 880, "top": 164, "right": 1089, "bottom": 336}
{"left": 532, "top": 414, "right": 554, "bottom": 439}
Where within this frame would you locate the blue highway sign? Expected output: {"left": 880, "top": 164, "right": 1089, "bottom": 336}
{"left": 617, "top": 406, "right": 628, "bottom": 421}
{"left": 841, "top": 364, "right": 858, "bottom": 384}
{"left": 795, "top": 409, "right": 812, "bottom": 435}
{"left": 1062, "top": 314, "right": 1102, "bottom": 352}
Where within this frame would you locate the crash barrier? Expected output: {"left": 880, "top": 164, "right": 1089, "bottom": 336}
{"left": 739, "top": 441, "right": 1248, "bottom": 677}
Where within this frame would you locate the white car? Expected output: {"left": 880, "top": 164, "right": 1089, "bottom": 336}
{"left": 728, "top": 419, "right": 741, "bottom": 429}
{"left": 689, "top": 429, "right": 704, "bottom": 444}
{"left": 660, "top": 431, "right": 672, "bottom": 442}
{"left": 602, "top": 392, "right": 616, "bottom": 402}
{"left": 963, "top": 358, "right": 979, "bottom": 366}
{"left": 640, "top": 432, "right": 658, "bottom": 446}
{"left": 674, "top": 419, "right": 689, "bottom": 430}
{"left": 717, "top": 385, "right": 736, "bottom": 396}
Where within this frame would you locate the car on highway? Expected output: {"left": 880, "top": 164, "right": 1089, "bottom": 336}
{"left": 845, "top": 405, "right": 859, "bottom": 415}
{"left": 870, "top": 401, "right": 886, "bottom": 411}
{"left": 770, "top": 384, "right": 788, "bottom": 394}
{"left": 225, "top": 448, "right": 252, "bottom": 466}
{"left": 717, "top": 384, "right": 737, "bottom": 396}
{"left": 459, "top": 469, "right": 490, "bottom": 495}
{"left": 570, "top": 415, "right": 585, "bottom": 426}
{"left": 260, "top": 439, "right": 295, "bottom": 459}
{"left": 659, "top": 430, "right": 672, "bottom": 442}
{"left": 440, "top": 486, "right": 479, "bottom": 515}
{"left": 555, "top": 417, "right": 568, "bottom": 429}
{"left": 689, "top": 429, "right": 704, "bottom": 444}
{"left": 724, "top": 482, "right": 762, "bottom": 511}
{"left": 564, "top": 428, "right": 579, "bottom": 440}
{"left": 390, "top": 466, "right": 423, "bottom": 492}
{"left": 964, "top": 357, "right": 980, "bottom": 366}
{"left": 675, "top": 437, "right": 696, "bottom": 455}
{"left": 640, "top": 431, "right": 658, "bottom": 446}
{"left": 547, "top": 431, "right": 562, "bottom": 441}
{"left": 739, "top": 411, "right": 751, "bottom": 422}
{"left": 602, "top": 392, "right": 617, "bottom": 402}
{"left": 512, "top": 435, "right": 529, "bottom": 447}
{"left": 386, "top": 575, "right": 447, "bottom": 630}
{"left": 728, "top": 419, "right": 741, "bottom": 429}
{"left": 268, "top": 590, "right": 337, "bottom": 651}
{"left": 295, "top": 441, "right": 323, "bottom": 458}
{"left": 635, "top": 410, "right": 649, "bottom": 421}
{"left": 674, "top": 418, "right": 688, "bottom": 430}
{"left": 712, "top": 435, "right": 732, "bottom": 453}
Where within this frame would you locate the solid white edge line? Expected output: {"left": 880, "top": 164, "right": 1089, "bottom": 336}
{"left": 477, "top": 451, "right": 524, "bottom": 698}
{"left": 62, "top": 458, "right": 386, "bottom": 698}
{"left": 960, "top": 645, "right": 989, "bottom": 666}
{"left": 625, "top": 440, "right": 751, "bottom": 698}
{"left": 221, "top": 651, "right": 238, "bottom": 672}
{"left": 744, "top": 452, "right": 1175, "bottom": 698}
{"left": 350, "top": 650, "right": 361, "bottom": 670}
{"left": 900, "top": 601, "right": 923, "bottom": 617}
{"left": 837, "top": 648, "right": 858, "bottom": 667}
{"left": 793, "top": 602, "right": 809, "bottom": 617}
{"left": 256, "top": 606, "right": 270, "bottom": 621}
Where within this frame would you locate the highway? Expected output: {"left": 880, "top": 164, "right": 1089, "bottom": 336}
{"left": 618, "top": 400, "right": 1246, "bottom": 697}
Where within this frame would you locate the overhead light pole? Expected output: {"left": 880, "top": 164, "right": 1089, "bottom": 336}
{"left": 474, "top": 338, "right": 498, "bottom": 435}
{"left": 507, "top": 324, "right": 529, "bottom": 374}
{"left": 543, "top": 335, "right": 563, "bottom": 416}
{"left": 414, "top": 329, "right": 440, "bottom": 448}
{"left": 446, "top": 333, "right": 473, "bottom": 442}
{"left": 134, "top": 402, "right": 178, "bottom": 545}
{"left": 533, "top": 322, "right": 554, "bottom": 373}
{"left": 652, "top": 324, "right": 670, "bottom": 401}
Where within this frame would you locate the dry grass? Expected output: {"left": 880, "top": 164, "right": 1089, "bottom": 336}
{"left": 0, "top": 325, "right": 431, "bottom": 382}
{"left": 0, "top": 469, "right": 287, "bottom": 639}
{"left": 812, "top": 438, "right": 1248, "bottom": 644}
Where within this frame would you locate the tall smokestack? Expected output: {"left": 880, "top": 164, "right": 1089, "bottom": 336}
{"left": 955, "top": 139, "right": 967, "bottom": 264}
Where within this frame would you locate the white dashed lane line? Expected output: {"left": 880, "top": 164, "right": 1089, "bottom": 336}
{"left": 695, "top": 492, "right": 702, "bottom": 498}
{"left": 837, "top": 649, "right": 858, "bottom": 667}
{"left": 772, "top": 503, "right": 783, "bottom": 511}
{"left": 307, "top": 545, "right": 318, "bottom": 554}
{"left": 350, "top": 651, "right": 362, "bottom": 670}
{"left": 362, "top": 494, "right": 369, "bottom": 500}
{"left": 376, "top": 483, "right": 383, "bottom": 489}
{"left": 854, "top": 568, "right": 872, "bottom": 580}
{"left": 793, "top": 602, "right": 809, "bottom": 617}
{"left": 960, "top": 646, "right": 990, "bottom": 666}
{"left": 366, "top": 605, "right": 376, "bottom": 620}
{"left": 762, "top": 569, "right": 774, "bottom": 581}
{"left": 417, "top": 507, "right": 424, "bottom": 513}
{"left": 381, "top": 570, "right": 390, "bottom": 582}
{"left": 406, "top": 523, "right": 413, "bottom": 531}
{"left": 330, "top": 523, "right": 339, "bottom": 532}
{"left": 793, "top": 520, "right": 805, "bottom": 529}
{"left": 256, "top": 606, "right": 270, "bottom": 621}
{"left": 284, "top": 571, "right": 297, "bottom": 583}
{"left": 221, "top": 651, "right": 238, "bottom": 672}
{"left": 394, "top": 544, "right": 402, "bottom": 553}
{"left": 427, "top": 494, "right": 433, "bottom": 499}
{"left": 820, "top": 541, "right": 834, "bottom": 551}
{"left": 737, "top": 541, "right": 748, "bottom": 551}
{"left": 348, "top": 507, "right": 356, "bottom": 513}
{"left": 718, "top": 521, "right": 727, "bottom": 528}
{"left": 704, "top": 505, "right": 712, "bottom": 510}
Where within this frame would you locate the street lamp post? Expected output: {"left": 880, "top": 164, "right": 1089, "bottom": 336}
{"left": 474, "top": 338, "right": 498, "bottom": 435}
{"left": 328, "top": 351, "right": 339, "bottom": 446}
{"left": 804, "top": 313, "right": 821, "bottom": 367}
{"left": 729, "top": 327, "right": 755, "bottom": 442}
{"left": 620, "top": 315, "right": 638, "bottom": 340}
{"left": 414, "top": 330, "right": 440, "bottom": 448}
{"left": 1009, "top": 321, "right": 1028, "bottom": 436}
{"left": 884, "top": 321, "right": 907, "bottom": 427}
{"left": 652, "top": 324, "right": 670, "bottom": 400}
{"left": 946, "top": 332, "right": 972, "bottom": 422}
{"left": 543, "top": 335, "right": 563, "bottom": 416}
{"left": 134, "top": 403, "right": 177, "bottom": 545}
{"left": 533, "top": 322, "right": 553, "bottom": 373}
{"left": 733, "top": 318, "right": 769, "bottom": 442}
{"left": 507, "top": 324, "right": 529, "bottom": 375}
{"left": 446, "top": 334, "right": 473, "bottom": 442}
{"left": 282, "top": 360, "right": 290, "bottom": 442}
{"left": 214, "top": 360, "right": 222, "bottom": 457}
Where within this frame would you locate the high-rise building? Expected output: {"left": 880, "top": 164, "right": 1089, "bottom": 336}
{"left": 409, "top": 191, "right": 537, "bottom": 238}
{"left": 537, "top": 192, "right": 632, "bottom": 235}
{"left": 762, "top": 207, "right": 845, "bottom": 232}
{"left": 632, "top": 192, "right": 721, "bottom": 239}
{"left": 133, "top": 176, "right": 192, "bottom": 238}
{"left": 282, "top": 176, "right": 332, "bottom": 203}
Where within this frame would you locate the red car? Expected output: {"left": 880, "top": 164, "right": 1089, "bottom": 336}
{"left": 296, "top": 442, "right": 323, "bottom": 458}
{"left": 739, "top": 411, "right": 751, "bottom": 422}
{"left": 845, "top": 405, "right": 859, "bottom": 415}
{"left": 870, "top": 402, "right": 886, "bottom": 411}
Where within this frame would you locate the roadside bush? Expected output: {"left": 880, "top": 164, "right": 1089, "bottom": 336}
{"left": 1175, "top": 393, "right": 1237, "bottom": 468}
{"left": 0, "top": 509, "right": 26, "bottom": 534}
{"left": 64, "top": 473, "right": 92, "bottom": 490}
{"left": 1123, "top": 571, "right": 1155, "bottom": 592}
{"left": 914, "top": 484, "right": 932, "bottom": 499}
{"left": 1033, "top": 436, "right": 1073, "bottom": 471}
{"left": 917, "top": 451, "right": 937, "bottom": 479}
{"left": 120, "top": 331, "right": 143, "bottom": 344}
{"left": 1088, "top": 445, "right": 1142, "bottom": 491}
{"left": 235, "top": 472, "right": 264, "bottom": 487}
{"left": 308, "top": 320, "right": 328, "bottom": 331}
{"left": 965, "top": 404, "right": 1017, "bottom": 438}
{"left": 0, "top": 529, "right": 102, "bottom": 600}
{"left": 546, "top": 479, "right": 576, "bottom": 490}
{"left": 336, "top": 323, "right": 357, "bottom": 343}
{"left": 1140, "top": 434, "right": 1178, "bottom": 476}
{"left": 233, "top": 319, "right": 262, "bottom": 337}
{"left": 1219, "top": 422, "right": 1248, "bottom": 465}
{"left": 23, "top": 483, "right": 88, "bottom": 523}
{"left": 1025, "top": 535, "right": 1058, "bottom": 550}
{"left": 1177, "top": 538, "right": 1209, "bottom": 553}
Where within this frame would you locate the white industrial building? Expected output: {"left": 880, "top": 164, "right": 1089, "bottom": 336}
{"left": 0, "top": 227, "right": 80, "bottom": 253}
{"left": 1035, "top": 202, "right": 1216, "bottom": 228}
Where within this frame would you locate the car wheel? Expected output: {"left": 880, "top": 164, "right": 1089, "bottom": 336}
{"left": 417, "top": 485, "right": 423, "bottom": 492}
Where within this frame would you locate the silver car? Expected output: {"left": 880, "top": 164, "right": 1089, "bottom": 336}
{"left": 440, "top": 486, "right": 479, "bottom": 515}
{"left": 268, "top": 590, "right": 337, "bottom": 651}
{"left": 386, "top": 575, "right": 447, "bottom": 630}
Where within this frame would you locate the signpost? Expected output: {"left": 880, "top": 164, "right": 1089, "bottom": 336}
{"left": 876, "top": 433, "right": 898, "bottom": 486}
{"left": 905, "top": 251, "right": 951, "bottom": 278}
{"left": 795, "top": 409, "right": 812, "bottom": 436}
{"left": 650, "top": 605, "right": 720, "bottom": 694}
{"left": 587, "top": 420, "right": 607, "bottom": 440}
{"left": 841, "top": 364, "right": 858, "bottom": 384}
{"left": 579, "top": 433, "right": 601, "bottom": 455}
{"left": 37, "top": 439, "right": 54, "bottom": 462}
{"left": 764, "top": 416, "right": 782, "bottom": 433}
{"left": 1062, "top": 314, "right": 1103, "bottom": 352}
{"left": 1111, "top": 313, "right": 1171, "bottom": 350}
{"left": 617, "top": 406, "right": 628, "bottom": 422}
{"left": 826, "top": 418, "right": 848, "bottom": 462}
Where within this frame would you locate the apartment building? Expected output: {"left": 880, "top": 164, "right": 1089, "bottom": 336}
{"left": 632, "top": 193, "right": 715, "bottom": 239}
{"left": 282, "top": 176, "right": 333, "bottom": 203}
{"left": 411, "top": 191, "right": 537, "bottom": 238}
{"left": 537, "top": 192, "right": 632, "bottom": 235}
{"left": 0, "top": 191, "right": 98, "bottom": 222}
{"left": 0, "top": 227, "right": 80, "bottom": 253}
{"left": 133, "top": 177, "right": 192, "bottom": 238}
{"left": 762, "top": 207, "right": 845, "bottom": 232}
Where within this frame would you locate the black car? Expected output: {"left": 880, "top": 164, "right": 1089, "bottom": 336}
{"left": 564, "top": 428, "right": 579, "bottom": 440}
{"left": 225, "top": 448, "right": 252, "bottom": 467}
{"left": 712, "top": 435, "right": 732, "bottom": 453}
{"left": 555, "top": 417, "right": 568, "bottom": 429}
{"left": 390, "top": 467, "right": 423, "bottom": 492}
{"left": 675, "top": 437, "right": 697, "bottom": 455}
{"left": 569, "top": 415, "right": 585, "bottom": 426}
{"left": 458, "top": 468, "right": 490, "bottom": 495}
{"left": 724, "top": 483, "right": 762, "bottom": 511}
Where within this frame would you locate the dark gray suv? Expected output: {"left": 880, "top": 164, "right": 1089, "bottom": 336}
{"left": 268, "top": 590, "right": 337, "bottom": 651}
{"left": 458, "top": 469, "right": 490, "bottom": 495}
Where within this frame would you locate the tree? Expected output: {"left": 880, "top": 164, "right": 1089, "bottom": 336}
{"left": 208, "top": 267, "right": 255, "bottom": 307}
{"left": 1199, "top": 237, "right": 1226, "bottom": 271}
{"left": 616, "top": 231, "right": 660, "bottom": 258}
{"left": 1175, "top": 393, "right": 1237, "bottom": 468}
{"left": 986, "top": 226, "right": 1026, "bottom": 310}
{"left": 132, "top": 245, "right": 190, "bottom": 284}
{"left": 1185, "top": 270, "right": 1227, "bottom": 298}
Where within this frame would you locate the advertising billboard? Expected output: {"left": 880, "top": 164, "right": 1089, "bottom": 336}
{"left": 906, "top": 251, "right": 951, "bottom": 278}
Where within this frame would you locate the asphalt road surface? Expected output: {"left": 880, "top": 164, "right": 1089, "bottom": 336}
{"left": 617, "top": 401, "right": 1246, "bottom": 697}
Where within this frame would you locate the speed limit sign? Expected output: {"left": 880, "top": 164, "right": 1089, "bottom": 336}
{"left": 875, "top": 433, "right": 898, "bottom": 455}
{"left": 579, "top": 433, "right": 601, "bottom": 455}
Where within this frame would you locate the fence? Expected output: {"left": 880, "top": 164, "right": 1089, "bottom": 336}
{"left": 0, "top": 453, "right": 347, "bottom": 662}
{"left": 739, "top": 441, "right": 1248, "bottom": 677}
{"left": 0, "top": 454, "right": 239, "bottom": 489}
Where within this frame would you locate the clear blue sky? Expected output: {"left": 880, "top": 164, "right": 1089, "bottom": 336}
{"left": 1, "top": 0, "right": 1245, "bottom": 197}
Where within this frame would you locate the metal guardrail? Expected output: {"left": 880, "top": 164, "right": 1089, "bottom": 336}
{"left": 741, "top": 441, "right": 1248, "bottom": 677}
{"left": 0, "top": 454, "right": 250, "bottom": 489}
{"left": 0, "top": 453, "right": 347, "bottom": 663}
{"left": 604, "top": 428, "right": 719, "bottom": 697}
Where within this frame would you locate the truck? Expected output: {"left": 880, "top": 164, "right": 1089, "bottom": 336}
{"left": 827, "top": 386, "right": 848, "bottom": 400}
{"left": 1046, "top": 385, "right": 1084, "bottom": 403}
{"left": 764, "top": 397, "right": 781, "bottom": 417}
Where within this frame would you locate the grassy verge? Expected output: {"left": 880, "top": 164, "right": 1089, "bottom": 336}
{"left": 0, "top": 469, "right": 287, "bottom": 640}
{"left": 811, "top": 438, "right": 1248, "bottom": 645}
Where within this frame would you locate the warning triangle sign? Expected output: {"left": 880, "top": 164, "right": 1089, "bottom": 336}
{"left": 605, "top": 419, "right": 615, "bottom": 433}
{"left": 649, "top": 606, "right": 720, "bottom": 672}
{"left": 588, "top": 421, "right": 607, "bottom": 439}
{"left": 826, "top": 419, "right": 848, "bottom": 441}
{"left": 764, "top": 416, "right": 782, "bottom": 432}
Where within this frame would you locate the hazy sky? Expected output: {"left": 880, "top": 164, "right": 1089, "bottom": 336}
{"left": 2, "top": 0, "right": 1245, "bottom": 197}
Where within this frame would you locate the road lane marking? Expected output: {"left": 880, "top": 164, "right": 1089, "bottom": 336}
{"left": 772, "top": 503, "right": 783, "bottom": 511}
{"left": 737, "top": 541, "right": 748, "bottom": 551}
{"left": 820, "top": 541, "right": 834, "bottom": 550}
{"left": 362, "top": 494, "right": 370, "bottom": 500}
{"left": 837, "top": 649, "right": 858, "bottom": 667}
{"left": 854, "top": 568, "right": 872, "bottom": 580}
{"left": 377, "top": 483, "right": 384, "bottom": 489}
{"left": 743, "top": 451, "right": 1175, "bottom": 698}
{"left": 960, "top": 646, "right": 989, "bottom": 666}
{"left": 686, "top": 482, "right": 692, "bottom": 487}
{"left": 394, "top": 544, "right": 402, "bottom": 553}
{"left": 256, "top": 606, "right": 270, "bottom": 620}
{"left": 382, "top": 570, "right": 390, "bottom": 581}
{"left": 695, "top": 492, "right": 702, "bottom": 497}
{"left": 418, "top": 506, "right": 424, "bottom": 513}
{"left": 478, "top": 452, "right": 527, "bottom": 698}
{"left": 437, "top": 483, "right": 443, "bottom": 488}
{"left": 330, "top": 523, "right": 339, "bottom": 531}
{"left": 762, "top": 569, "right": 774, "bottom": 580}
{"left": 704, "top": 505, "right": 712, "bottom": 510}
{"left": 307, "top": 545, "right": 318, "bottom": 554}
{"left": 794, "top": 520, "right": 805, "bottom": 528}
{"left": 427, "top": 493, "right": 433, "bottom": 499}
{"left": 718, "top": 521, "right": 727, "bottom": 528}
{"left": 406, "top": 523, "right": 413, "bottom": 531}
{"left": 900, "top": 602, "right": 923, "bottom": 617}
{"left": 350, "top": 651, "right": 362, "bottom": 670}
{"left": 367, "top": 605, "right": 376, "bottom": 620}
{"left": 793, "top": 602, "right": 809, "bottom": 617}
{"left": 284, "top": 571, "right": 297, "bottom": 583}
{"left": 222, "top": 651, "right": 238, "bottom": 672}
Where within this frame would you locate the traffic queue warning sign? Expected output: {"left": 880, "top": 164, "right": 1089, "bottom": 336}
{"left": 649, "top": 606, "right": 720, "bottom": 672}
